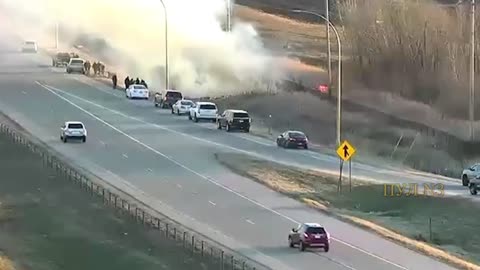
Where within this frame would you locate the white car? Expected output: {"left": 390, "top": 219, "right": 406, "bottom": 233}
{"left": 126, "top": 84, "right": 149, "bottom": 99}
{"left": 66, "top": 58, "right": 86, "bottom": 74}
{"left": 60, "top": 121, "right": 87, "bottom": 143}
{"left": 21, "top": 40, "right": 38, "bottom": 53}
{"left": 188, "top": 101, "right": 218, "bottom": 122}
{"left": 172, "top": 99, "right": 194, "bottom": 115}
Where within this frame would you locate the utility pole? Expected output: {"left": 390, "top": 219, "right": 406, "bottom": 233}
{"left": 55, "top": 22, "right": 59, "bottom": 50}
{"left": 325, "top": 0, "right": 332, "bottom": 99}
{"left": 227, "top": 0, "right": 232, "bottom": 32}
{"left": 470, "top": 0, "right": 475, "bottom": 141}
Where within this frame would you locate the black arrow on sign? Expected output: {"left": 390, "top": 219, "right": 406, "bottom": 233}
{"left": 343, "top": 145, "right": 349, "bottom": 158}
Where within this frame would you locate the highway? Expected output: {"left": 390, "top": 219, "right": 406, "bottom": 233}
{"left": 0, "top": 33, "right": 460, "bottom": 270}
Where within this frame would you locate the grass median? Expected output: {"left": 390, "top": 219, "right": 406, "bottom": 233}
{"left": 215, "top": 152, "right": 480, "bottom": 270}
{"left": 0, "top": 132, "right": 217, "bottom": 270}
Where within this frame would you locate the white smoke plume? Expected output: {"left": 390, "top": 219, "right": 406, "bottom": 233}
{"left": 0, "top": 0, "right": 284, "bottom": 96}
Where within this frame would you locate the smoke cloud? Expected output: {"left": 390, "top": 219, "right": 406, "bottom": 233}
{"left": 0, "top": 0, "right": 284, "bottom": 96}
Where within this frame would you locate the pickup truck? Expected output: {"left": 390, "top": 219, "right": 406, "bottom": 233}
{"left": 52, "top": 52, "right": 72, "bottom": 67}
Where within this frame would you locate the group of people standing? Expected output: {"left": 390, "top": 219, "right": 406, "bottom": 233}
{"left": 83, "top": 61, "right": 105, "bottom": 76}
{"left": 110, "top": 75, "right": 148, "bottom": 90}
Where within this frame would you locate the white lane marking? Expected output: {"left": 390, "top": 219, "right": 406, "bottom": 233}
{"left": 72, "top": 77, "right": 123, "bottom": 98}
{"left": 246, "top": 219, "right": 255, "bottom": 225}
{"left": 122, "top": 153, "right": 128, "bottom": 159}
{"left": 35, "top": 81, "right": 407, "bottom": 270}
{"left": 21, "top": 91, "right": 27, "bottom": 94}
{"left": 99, "top": 140, "right": 106, "bottom": 146}
{"left": 176, "top": 184, "right": 183, "bottom": 189}
{"left": 208, "top": 200, "right": 216, "bottom": 206}
{"left": 147, "top": 168, "right": 153, "bottom": 172}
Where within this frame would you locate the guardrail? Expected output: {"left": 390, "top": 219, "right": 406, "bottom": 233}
{"left": 0, "top": 122, "right": 271, "bottom": 270}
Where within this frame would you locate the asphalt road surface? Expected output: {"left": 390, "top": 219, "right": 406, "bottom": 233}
{"left": 0, "top": 34, "right": 461, "bottom": 270}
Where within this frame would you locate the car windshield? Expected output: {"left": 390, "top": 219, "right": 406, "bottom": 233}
{"left": 70, "top": 60, "right": 83, "bottom": 64}
{"left": 181, "top": 101, "right": 193, "bottom": 106}
{"left": 25, "top": 41, "right": 35, "bottom": 45}
{"left": 166, "top": 92, "right": 182, "bottom": 98}
{"left": 233, "top": 112, "right": 249, "bottom": 118}
{"left": 289, "top": 132, "right": 306, "bottom": 139}
{"left": 306, "top": 227, "right": 326, "bottom": 234}
{"left": 68, "top": 123, "right": 83, "bottom": 129}
{"left": 133, "top": 85, "right": 146, "bottom": 90}
{"left": 199, "top": 104, "right": 216, "bottom": 110}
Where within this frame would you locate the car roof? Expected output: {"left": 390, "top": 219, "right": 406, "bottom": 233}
{"left": 131, "top": 84, "right": 146, "bottom": 87}
{"left": 196, "top": 102, "right": 216, "bottom": 105}
{"left": 227, "top": 109, "right": 248, "bottom": 113}
{"left": 287, "top": 130, "right": 305, "bottom": 134}
{"left": 304, "top": 223, "right": 323, "bottom": 227}
{"left": 165, "top": 90, "right": 182, "bottom": 93}
{"left": 179, "top": 99, "right": 193, "bottom": 102}
{"left": 65, "top": 121, "right": 84, "bottom": 125}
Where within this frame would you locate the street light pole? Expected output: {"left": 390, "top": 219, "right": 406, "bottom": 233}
{"left": 55, "top": 22, "right": 59, "bottom": 50}
{"left": 292, "top": 9, "right": 343, "bottom": 146}
{"left": 325, "top": 0, "right": 332, "bottom": 99}
{"left": 159, "top": 0, "right": 169, "bottom": 90}
{"left": 226, "top": 0, "right": 232, "bottom": 32}
{"left": 470, "top": 0, "right": 476, "bottom": 141}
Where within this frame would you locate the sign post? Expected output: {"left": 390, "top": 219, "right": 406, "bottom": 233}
{"left": 336, "top": 140, "right": 356, "bottom": 193}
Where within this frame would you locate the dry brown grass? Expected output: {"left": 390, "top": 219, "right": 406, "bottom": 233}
{"left": 216, "top": 152, "right": 480, "bottom": 270}
{"left": 0, "top": 256, "right": 15, "bottom": 270}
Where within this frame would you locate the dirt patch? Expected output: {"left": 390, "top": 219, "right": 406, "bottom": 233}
{"left": 215, "top": 152, "right": 480, "bottom": 270}
{"left": 0, "top": 132, "right": 216, "bottom": 270}
{"left": 0, "top": 256, "right": 15, "bottom": 270}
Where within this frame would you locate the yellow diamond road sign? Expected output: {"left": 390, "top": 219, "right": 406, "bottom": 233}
{"left": 337, "top": 140, "right": 356, "bottom": 161}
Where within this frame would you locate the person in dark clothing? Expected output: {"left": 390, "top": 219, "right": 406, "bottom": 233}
{"left": 92, "top": 62, "right": 97, "bottom": 75}
{"left": 140, "top": 79, "right": 148, "bottom": 88}
{"left": 135, "top": 77, "right": 140, "bottom": 84}
{"left": 86, "top": 61, "right": 91, "bottom": 75}
{"left": 130, "top": 78, "right": 134, "bottom": 85}
{"left": 124, "top": 76, "right": 130, "bottom": 89}
{"left": 112, "top": 74, "right": 117, "bottom": 89}
{"left": 99, "top": 62, "right": 105, "bottom": 76}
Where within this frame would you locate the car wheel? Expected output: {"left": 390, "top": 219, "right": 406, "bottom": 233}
{"left": 245, "top": 128, "right": 250, "bottom": 133}
{"left": 283, "top": 141, "right": 289, "bottom": 148}
{"left": 155, "top": 103, "right": 158, "bottom": 107}
{"left": 217, "top": 122, "right": 222, "bottom": 129}
{"left": 60, "top": 135, "right": 63, "bottom": 141}
{"left": 324, "top": 245, "right": 329, "bottom": 252}
{"left": 226, "top": 124, "right": 231, "bottom": 132}
{"left": 299, "top": 241, "right": 306, "bottom": 252}
{"left": 470, "top": 184, "right": 478, "bottom": 195}
{"left": 194, "top": 114, "right": 199, "bottom": 122}
{"left": 171, "top": 108, "right": 174, "bottom": 114}
{"left": 289, "top": 238, "right": 294, "bottom": 248}
{"left": 188, "top": 114, "right": 192, "bottom": 120}
{"left": 63, "top": 136, "right": 67, "bottom": 143}
{"left": 304, "top": 144, "right": 308, "bottom": 149}
{"left": 82, "top": 136, "right": 86, "bottom": 143}
{"left": 462, "top": 175, "right": 469, "bottom": 187}
{"left": 177, "top": 110, "right": 180, "bottom": 115}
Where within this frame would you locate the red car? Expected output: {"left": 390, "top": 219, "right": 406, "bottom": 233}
{"left": 277, "top": 131, "right": 308, "bottom": 149}
{"left": 288, "top": 223, "right": 330, "bottom": 252}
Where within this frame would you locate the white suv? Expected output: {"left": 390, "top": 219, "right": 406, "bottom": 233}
{"left": 60, "top": 121, "right": 87, "bottom": 143}
{"left": 188, "top": 102, "right": 218, "bottom": 122}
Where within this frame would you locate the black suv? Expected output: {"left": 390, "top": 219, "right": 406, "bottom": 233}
{"left": 155, "top": 90, "right": 183, "bottom": 108}
{"left": 217, "top": 109, "right": 251, "bottom": 132}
